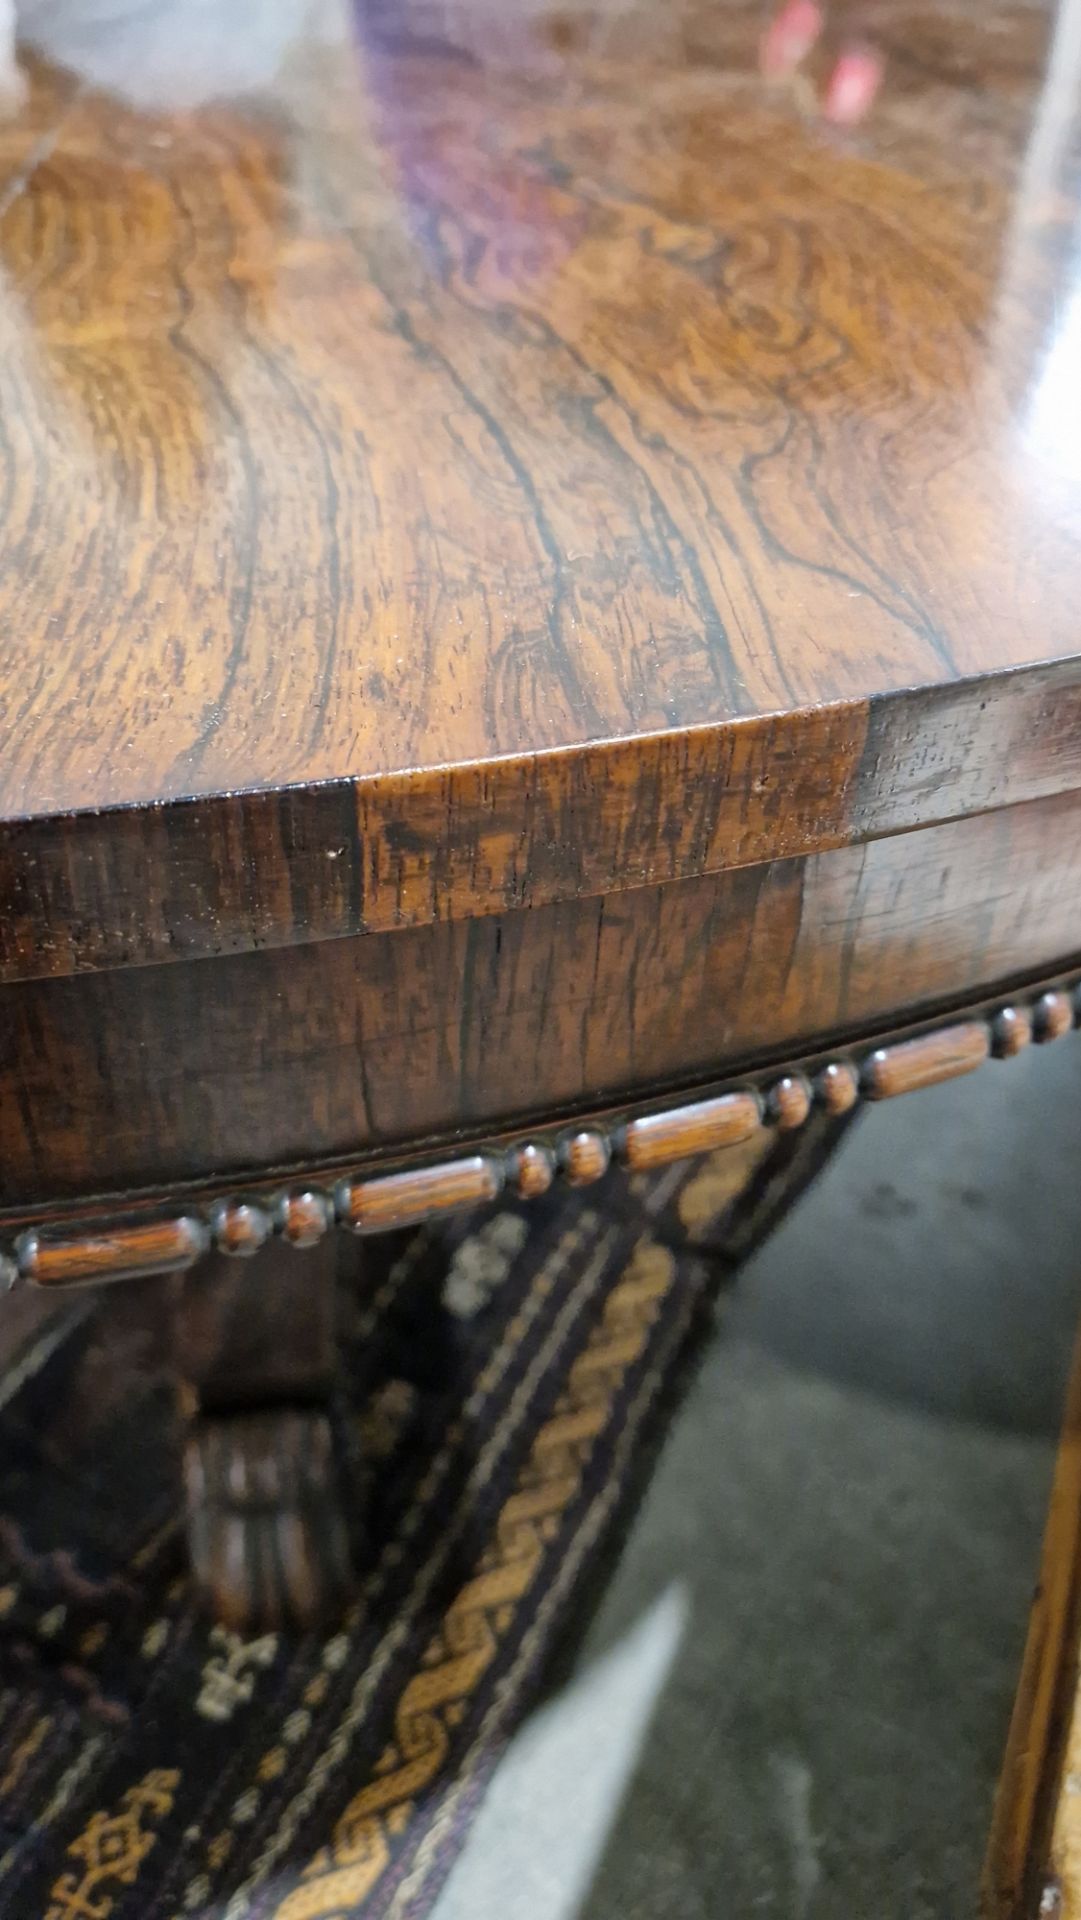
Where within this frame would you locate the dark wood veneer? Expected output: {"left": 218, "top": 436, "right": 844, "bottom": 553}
{"left": 1, "top": 0, "right": 1080, "bottom": 1656}
{"left": 0, "top": 1, "right": 1080, "bottom": 984}
{"left": 7, "top": 962, "right": 1080, "bottom": 1295}
{"left": 3, "top": 789, "right": 1081, "bottom": 1210}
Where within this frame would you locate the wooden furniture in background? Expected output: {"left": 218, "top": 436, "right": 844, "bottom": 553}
{"left": 985, "top": 1326, "right": 1081, "bottom": 1920}
{"left": 1, "top": 0, "right": 1081, "bottom": 1636}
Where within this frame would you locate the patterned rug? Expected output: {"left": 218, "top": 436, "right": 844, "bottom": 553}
{"left": 0, "top": 1149, "right": 768, "bottom": 1920}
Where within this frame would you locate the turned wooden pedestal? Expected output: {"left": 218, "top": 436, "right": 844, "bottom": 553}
{"left": 174, "top": 1240, "right": 352, "bottom": 1632}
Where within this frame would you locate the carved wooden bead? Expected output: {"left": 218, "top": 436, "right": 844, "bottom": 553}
{"left": 862, "top": 1022, "right": 989, "bottom": 1100}
{"left": 337, "top": 1156, "right": 503, "bottom": 1233}
{"left": 562, "top": 1131, "right": 611, "bottom": 1186}
{"left": 276, "top": 1190, "right": 333, "bottom": 1247}
{"left": 623, "top": 1091, "right": 762, "bottom": 1171}
{"left": 992, "top": 1006, "right": 1033, "bottom": 1058}
{"left": 511, "top": 1144, "right": 556, "bottom": 1199}
{"left": 214, "top": 1202, "right": 273, "bottom": 1257}
{"left": 815, "top": 1061, "right": 860, "bottom": 1115}
{"left": 12, "top": 966, "right": 1081, "bottom": 1286}
{"left": 18, "top": 1215, "right": 209, "bottom": 1289}
{"left": 1034, "top": 991, "right": 1073, "bottom": 1043}
{"left": 769, "top": 1074, "right": 813, "bottom": 1131}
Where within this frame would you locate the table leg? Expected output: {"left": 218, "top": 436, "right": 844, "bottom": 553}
{"left": 174, "top": 1236, "right": 353, "bottom": 1633}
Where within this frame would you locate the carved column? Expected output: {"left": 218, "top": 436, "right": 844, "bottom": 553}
{"left": 174, "top": 1236, "right": 353, "bottom": 1633}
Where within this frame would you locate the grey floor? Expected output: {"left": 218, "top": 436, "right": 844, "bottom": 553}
{"left": 433, "top": 1040, "right": 1081, "bottom": 1920}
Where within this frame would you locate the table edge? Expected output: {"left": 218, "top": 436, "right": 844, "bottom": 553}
{"left": 3, "top": 653, "right": 1080, "bottom": 984}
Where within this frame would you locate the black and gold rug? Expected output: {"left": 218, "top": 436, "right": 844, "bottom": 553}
{"left": 0, "top": 1150, "right": 764, "bottom": 1920}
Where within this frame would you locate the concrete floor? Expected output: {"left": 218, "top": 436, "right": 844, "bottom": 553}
{"left": 433, "top": 1039, "right": 1081, "bottom": 1920}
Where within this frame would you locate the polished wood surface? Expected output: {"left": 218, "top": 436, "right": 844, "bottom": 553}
{"left": 4, "top": 0, "right": 1080, "bottom": 1648}
{"left": 984, "top": 1324, "right": 1081, "bottom": 1919}
{"left": 623, "top": 1090, "right": 762, "bottom": 1172}
{"left": 993, "top": 1006, "right": 1036, "bottom": 1060}
{"left": 562, "top": 1129, "right": 613, "bottom": 1186}
{"left": 768, "top": 1074, "right": 814, "bottom": 1132}
{"left": 0, "top": 0, "right": 1080, "bottom": 977}
{"left": 510, "top": 1143, "right": 557, "bottom": 1200}
{"left": 861, "top": 1020, "right": 991, "bottom": 1100}
{"left": 0, "top": 0, "right": 1078, "bottom": 1214}
{"left": 7, "top": 962, "right": 1079, "bottom": 1288}
{"left": 815, "top": 1060, "right": 861, "bottom": 1115}
{"left": 2, "top": 786, "right": 1079, "bottom": 1209}
{"left": 17, "top": 1215, "right": 209, "bottom": 1288}
{"left": 1037, "top": 992, "right": 1078, "bottom": 1045}
{"left": 337, "top": 1154, "right": 504, "bottom": 1233}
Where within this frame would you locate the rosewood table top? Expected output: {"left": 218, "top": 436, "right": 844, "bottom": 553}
{"left": 1, "top": 0, "right": 1080, "bottom": 983}
{"left": 3, "top": 0, "right": 1081, "bottom": 1670}
{"left": 1, "top": 0, "right": 1080, "bottom": 1249}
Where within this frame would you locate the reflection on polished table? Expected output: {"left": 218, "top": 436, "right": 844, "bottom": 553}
{"left": 1, "top": 0, "right": 1081, "bottom": 1893}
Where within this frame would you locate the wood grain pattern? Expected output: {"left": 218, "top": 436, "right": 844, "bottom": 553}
{"left": 983, "top": 1325, "right": 1081, "bottom": 1919}
{"left": 17, "top": 1216, "right": 208, "bottom": 1288}
{"left": 511, "top": 1145, "right": 557, "bottom": 1200}
{"left": 624, "top": 1092, "right": 762, "bottom": 1172}
{"left": 3, "top": 789, "right": 1080, "bottom": 1210}
{"left": 6, "top": 665, "right": 1081, "bottom": 986}
{"left": 769, "top": 1076, "right": 813, "bottom": 1133}
{"left": 8, "top": 963, "right": 1078, "bottom": 1289}
{"left": 562, "top": 1132, "right": 612, "bottom": 1187}
{"left": 337, "top": 1156, "right": 504, "bottom": 1235}
{"left": 4, "top": 0, "right": 1079, "bottom": 1652}
{"left": 0, "top": 4, "right": 1079, "bottom": 977}
{"left": 1046, "top": 1712, "right": 1081, "bottom": 1917}
{"left": 276, "top": 1191, "right": 335, "bottom": 1248}
{"left": 211, "top": 1202, "right": 273, "bottom": 1258}
{"left": 861, "top": 1022, "right": 990, "bottom": 1100}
